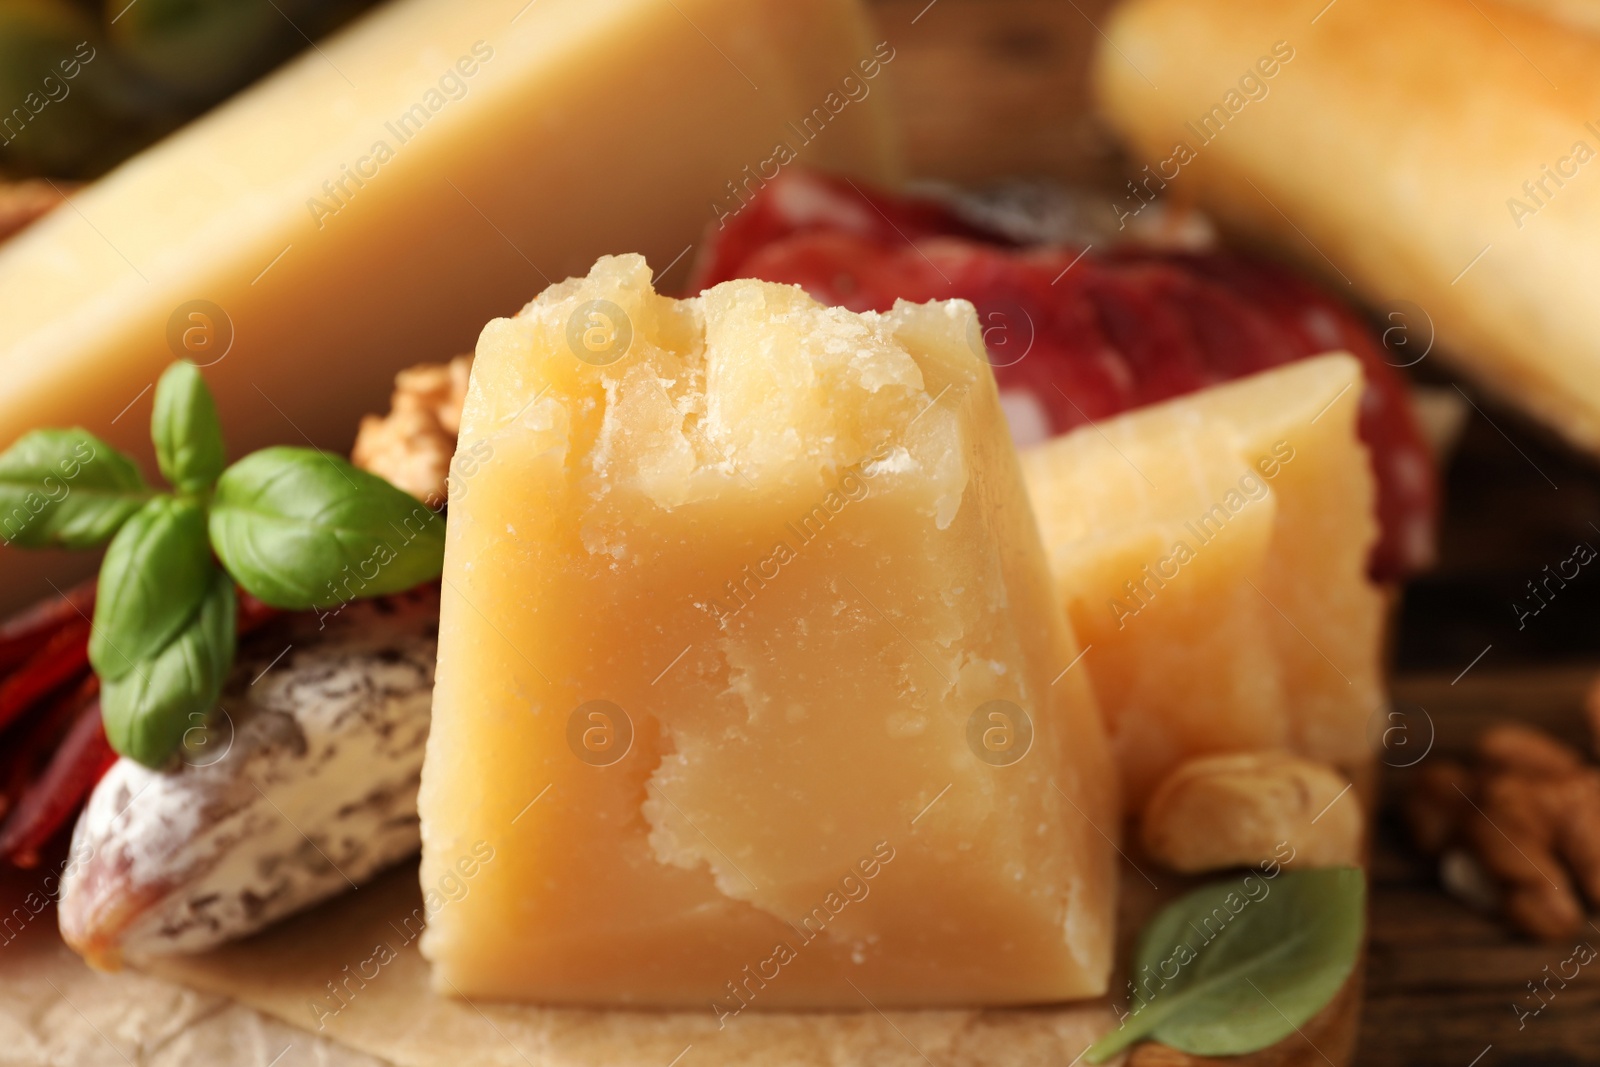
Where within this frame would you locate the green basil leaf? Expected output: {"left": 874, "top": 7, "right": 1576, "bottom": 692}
{"left": 151, "top": 361, "right": 226, "bottom": 493}
{"left": 101, "top": 568, "right": 236, "bottom": 769}
{"left": 90, "top": 496, "right": 215, "bottom": 680}
{"left": 1086, "top": 867, "right": 1365, "bottom": 1062}
{"left": 0, "top": 428, "right": 151, "bottom": 548}
{"left": 209, "top": 446, "right": 445, "bottom": 609}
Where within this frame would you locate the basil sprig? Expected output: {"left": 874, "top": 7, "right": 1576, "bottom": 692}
{"left": 90, "top": 496, "right": 215, "bottom": 676}
{"left": 101, "top": 570, "right": 236, "bottom": 766}
{"left": 1086, "top": 867, "right": 1365, "bottom": 1062}
{"left": 0, "top": 361, "right": 446, "bottom": 768}
{"left": 151, "top": 360, "right": 226, "bottom": 493}
{"left": 210, "top": 448, "right": 446, "bottom": 607}
{"left": 0, "top": 428, "right": 152, "bottom": 548}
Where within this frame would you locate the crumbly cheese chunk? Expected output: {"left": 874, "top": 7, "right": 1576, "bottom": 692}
{"left": 419, "top": 255, "right": 1117, "bottom": 1009}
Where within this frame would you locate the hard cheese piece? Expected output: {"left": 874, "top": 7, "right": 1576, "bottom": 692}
{"left": 1019, "top": 355, "right": 1383, "bottom": 808}
{"left": 420, "top": 254, "right": 1117, "bottom": 1008}
{"left": 0, "top": 0, "right": 897, "bottom": 610}
{"left": 1096, "top": 0, "right": 1600, "bottom": 458}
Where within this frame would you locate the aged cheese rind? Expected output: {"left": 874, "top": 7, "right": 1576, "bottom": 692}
{"left": 0, "top": 0, "right": 898, "bottom": 610}
{"left": 420, "top": 255, "right": 1116, "bottom": 1008}
{"left": 1020, "top": 355, "right": 1383, "bottom": 808}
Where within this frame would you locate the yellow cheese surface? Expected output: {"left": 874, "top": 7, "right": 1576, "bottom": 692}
{"left": 419, "top": 255, "right": 1117, "bottom": 1009}
{"left": 0, "top": 0, "right": 897, "bottom": 608}
{"left": 1020, "top": 355, "right": 1384, "bottom": 808}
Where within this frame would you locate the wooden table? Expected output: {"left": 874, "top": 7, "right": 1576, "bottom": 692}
{"left": 1367, "top": 409, "right": 1600, "bottom": 1067}
{"left": 870, "top": 2, "right": 1600, "bottom": 1064}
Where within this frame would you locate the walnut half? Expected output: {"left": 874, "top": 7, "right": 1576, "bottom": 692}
{"left": 351, "top": 355, "right": 472, "bottom": 505}
{"left": 1405, "top": 719, "right": 1600, "bottom": 942}
{"left": 1140, "top": 752, "right": 1363, "bottom": 873}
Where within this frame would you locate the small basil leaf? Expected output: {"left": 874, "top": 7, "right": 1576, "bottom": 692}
{"left": 90, "top": 495, "right": 215, "bottom": 680}
{"left": 101, "top": 568, "right": 236, "bottom": 768}
{"left": 0, "top": 428, "right": 151, "bottom": 548}
{"left": 209, "top": 446, "right": 445, "bottom": 609}
{"left": 1086, "top": 867, "right": 1365, "bottom": 1062}
{"left": 152, "top": 360, "right": 226, "bottom": 493}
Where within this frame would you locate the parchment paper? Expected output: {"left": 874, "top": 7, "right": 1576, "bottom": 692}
{"left": 6, "top": 854, "right": 1358, "bottom": 1066}
{"left": 0, "top": 864, "right": 388, "bottom": 1067}
{"left": 145, "top": 864, "right": 1119, "bottom": 1067}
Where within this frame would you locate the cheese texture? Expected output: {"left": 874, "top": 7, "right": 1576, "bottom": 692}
{"left": 1020, "top": 355, "right": 1383, "bottom": 808}
{"left": 0, "top": 0, "right": 898, "bottom": 610}
{"left": 419, "top": 254, "right": 1117, "bottom": 1008}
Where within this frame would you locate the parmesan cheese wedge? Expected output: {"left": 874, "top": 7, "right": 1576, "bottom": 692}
{"left": 419, "top": 254, "right": 1117, "bottom": 1009}
{"left": 0, "top": 0, "right": 898, "bottom": 609}
{"left": 1020, "top": 355, "right": 1384, "bottom": 809}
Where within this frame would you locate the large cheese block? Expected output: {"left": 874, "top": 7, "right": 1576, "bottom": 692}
{"left": 419, "top": 254, "right": 1118, "bottom": 1008}
{"left": 1020, "top": 355, "right": 1383, "bottom": 808}
{"left": 0, "top": 0, "right": 898, "bottom": 610}
{"left": 1095, "top": 0, "right": 1600, "bottom": 458}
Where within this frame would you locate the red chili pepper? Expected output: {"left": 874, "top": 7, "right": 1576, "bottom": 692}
{"left": 0, "top": 692, "right": 112, "bottom": 868}
{"left": 0, "top": 616, "right": 91, "bottom": 737}
{"left": 0, "top": 673, "right": 98, "bottom": 820}
{"left": 0, "top": 576, "right": 95, "bottom": 674}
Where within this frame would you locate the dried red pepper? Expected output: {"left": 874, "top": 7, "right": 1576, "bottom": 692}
{"left": 0, "top": 615, "right": 91, "bottom": 737}
{"left": 0, "top": 576, "right": 94, "bottom": 674}
{"left": 0, "top": 687, "right": 112, "bottom": 868}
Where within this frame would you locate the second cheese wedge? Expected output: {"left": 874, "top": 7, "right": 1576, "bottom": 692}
{"left": 419, "top": 255, "right": 1117, "bottom": 1008}
{"left": 1021, "top": 355, "right": 1384, "bottom": 808}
